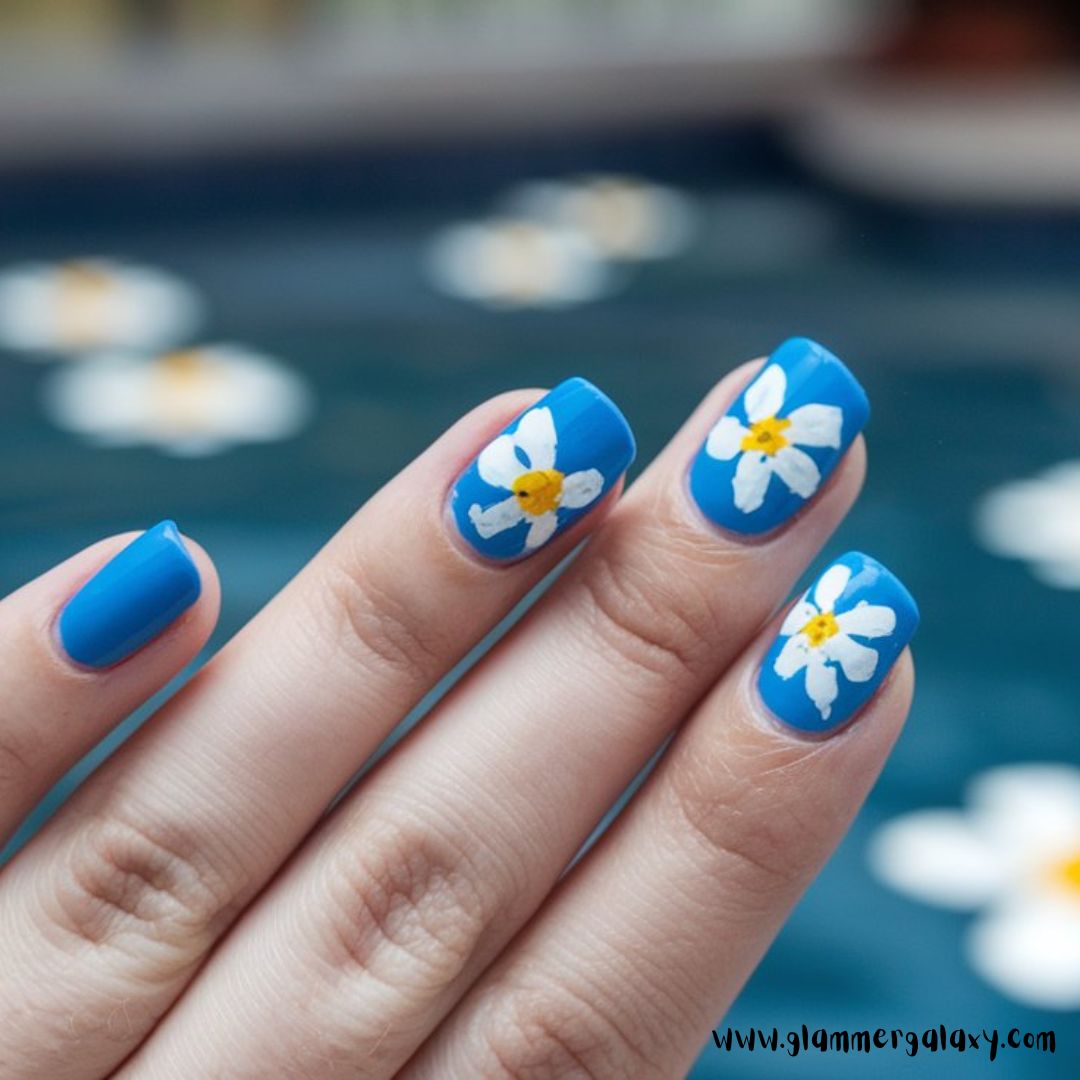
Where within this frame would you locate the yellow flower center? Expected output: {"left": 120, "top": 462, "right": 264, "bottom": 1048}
{"left": 741, "top": 415, "right": 791, "bottom": 456}
{"left": 1049, "top": 852, "right": 1080, "bottom": 898}
{"left": 800, "top": 610, "right": 840, "bottom": 648}
{"left": 57, "top": 261, "right": 116, "bottom": 346}
{"left": 513, "top": 469, "right": 564, "bottom": 516}
{"left": 152, "top": 349, "right": 225, "bottom": 433}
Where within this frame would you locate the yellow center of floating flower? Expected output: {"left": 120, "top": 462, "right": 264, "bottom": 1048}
{"left": 741, "top": 415, "right": 791, "bottom": 456}
{"left": 1049, "top": 852, "right": 1080, "bottom": 897}
{"left": 513, "top": 469, "right": 564, "bottom": 517}
{"left": 153, "top": 349, "right": 224, "bottom": 433}
{"left": 57, "top": 262, "right": 116, "bottom": 346}
{"left": 800, "top": 610, "right": 840, "bottom": 648}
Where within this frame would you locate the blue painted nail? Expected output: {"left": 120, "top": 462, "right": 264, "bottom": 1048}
{"left": 689, "top": 337, "right": 869, "bottom": 535}
{"left": 59, "top": 520, "right": 201, "bottom": 669}
{"left": 758, "top": 552, "right": 918, "bottom": 734}
{"left": 450, "top": 377, "right": 636, "bottom": 561}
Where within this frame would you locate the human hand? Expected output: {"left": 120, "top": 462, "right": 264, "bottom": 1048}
{"left": 0, "top": 338, "right": 916, "bottom": 1078}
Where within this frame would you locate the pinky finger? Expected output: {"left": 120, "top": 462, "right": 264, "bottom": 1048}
{"left": 0, "top": 521, "right": 218, "bottom": 848}
{"left": 407, "top": 551, "right": 917, "bottom": 1080}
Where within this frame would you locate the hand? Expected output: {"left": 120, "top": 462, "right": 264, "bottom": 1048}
{"left": 0, "top": 340, "right": 916, "bottom": 1079}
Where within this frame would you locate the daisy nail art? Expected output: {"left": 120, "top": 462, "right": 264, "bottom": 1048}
{"left": 689, "top": 337, "right": 869, "bottom": 535}
{"left": 451, "top": 377, "right": 635, "bottom": 561}
{"left": 758, "top": 552, "right": 918, "bottom": 734}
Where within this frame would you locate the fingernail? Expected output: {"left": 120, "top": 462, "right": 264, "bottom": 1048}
{"left": 451, "top": 377, "right": 636, "bottom": 560}
{"left": 59, "top": 520, "right": 201, "bottom": 668}
{"left": 689, "top": 337, "right": 869, "bottom": 535}
{"left": 757, "top": 551, "right": 918, "bottom": 734}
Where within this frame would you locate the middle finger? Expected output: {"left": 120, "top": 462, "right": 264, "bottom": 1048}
{"left": 128, "top": 337, "right": 870, "bottom": 1078}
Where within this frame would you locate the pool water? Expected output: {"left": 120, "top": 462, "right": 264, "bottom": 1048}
{"left": 1, "top": 124, "right": 1079, "bottom": 1078}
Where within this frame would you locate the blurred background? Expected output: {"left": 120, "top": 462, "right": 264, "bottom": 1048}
{"left": 2, "top": 2, "right": 1080, "bottom": 1076}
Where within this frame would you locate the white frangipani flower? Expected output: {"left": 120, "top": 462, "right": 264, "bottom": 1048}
{"left": 42, "top": 345, "right": 311, "bottom": 457}
{"left": 469, "top": 406, "right": 603, "bottom": 549}
{"left": 426, "top": 219, "right": 610, "bottom": 308}
{"left": 705, "top": 364, "right": 842, "bottom": 513}
{"left": 870, "top": 764, "right": 1080, "bottom": 1010}
{"left": 0, "top": 258, "right": 201, "bottom": 355}
{"left": 976, "top": 462, "right": 1080, "bottom": 589}
{"left": 774, "top": 561, "right": 896, "bottom": 720}
{"left": 505, "top": 175, "right": 695, "bottom": 261}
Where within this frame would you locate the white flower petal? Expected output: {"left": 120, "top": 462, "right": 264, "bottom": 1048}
{"left": 805, "top": 652, "right": 838, "bottom": 720}
{"left": 560, "top": 469, "right": 603, "bottom": 509}
{"left": 780, "top": 596, "right": 817, "bottom": 637}
{"left": 468, "top": 495, "right": 525, "bottom": 539}
{"left": 822, "top": 632, "right": 879, "bottom": 683}
{"left": 744, "top": 364, "right": 786, "bottom": 423}
{"left": 771, "top": 445, "right": 821, "bottom": 499}
{"left": 784, "top": 403, "right": 842, "bottom": 448}
{"left": 969, "top": 765, "right": 1080, "bottom": 860}
{"left": 513, "top": 406, "right": 557, "bottom": 472}
{"left": 836, "top": 602, "right": 896, "bottom": 639}
{"left": 525, "top": 511, "right": 558, "bottom": 549}
{"left": 814, "top": 562, "right": 852, "bottom": 612}
{"left": 968, "top": 899, "right": 1080, "bottom": 1009}
{"left": 733, "top": 452, "right": 773, "bottom": 513}
{"left": 774, "top": 633, "right": 811, "bottom": 678}
{"left": 868, "top": 810, "right": 1009, "bottom": 911}
{"left": 704, "top": 416, "right": 748, "bottom": 461}
{"left": 476, "top": 434, "right": 525, "bottom": 490}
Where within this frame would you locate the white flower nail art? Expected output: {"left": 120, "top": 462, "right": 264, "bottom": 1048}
{"left": 871, "top": 764, "right": 1080, "bottom": 1010}
{"left": 468, "top": 406, "right": 603, "bottom": 550}
{"left": 704, "top": 364, "right": 842, "bottom": 514}
{"left": 773, "top": 562, "right": 896, "bottom": 720}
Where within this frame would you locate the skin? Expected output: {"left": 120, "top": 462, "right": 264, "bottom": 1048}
{"left": 0, "top": 360, "right": 913, "bottom": 1079}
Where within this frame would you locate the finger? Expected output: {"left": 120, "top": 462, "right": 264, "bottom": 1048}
{"left": 0, "top": 380, "right": 633, "bottom": 1080}
{"left": 410, "top": 553, "right": 918, "bottom": 1080}
{"left": 126, "top": 339, "right": 871, "bottom": 1078}
{"left": 0, "top": 522, "right": 217, "bottom": 847}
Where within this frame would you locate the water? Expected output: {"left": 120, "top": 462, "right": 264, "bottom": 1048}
{"left": 1, "top": 123, "right": 1078, "bottom": 1077}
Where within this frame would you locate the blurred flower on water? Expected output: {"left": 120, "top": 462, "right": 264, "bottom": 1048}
{"left": 426, "top": 174, "right": 696, "bottom": 309}
{"left": 0, "top": 258, "right": 202, "bottom": 356}
{"left": 503, "top": 175, "right": 696, "bottom": 262}
{"left": 976, "top": 463, "right": 1080, "bottom": 588}
{"left": 42, "top": 345, "right": 311, "bottom": 457}
{"left": 870, "top": 764, "right": 1080, "bottom": 1010}
{"left": 426, "top": 219, "right": 612, "bottom": 309}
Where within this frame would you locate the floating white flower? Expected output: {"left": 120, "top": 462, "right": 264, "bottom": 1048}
{"left": 774, "top": 562, "right": 896, "bottom": 720}
{"left": 42, "top": 345, "right": 311, "bottom": 457}
{"left": 0, "top": 258, "right": 202, "bottom": 356}
{"left": 504, "top": 175, "right": 695, "bottom": 261}
{"left": 469, "top": 406, "right": 603, "bottom": 549}
{"left": 705, "top": 364, "right": 842, "bottom": 513}
{"left": 976, "top": 462, "right": 1080, "bottom": 589}
{"left": 426, "top": 219, "right": 611, "bottom": 308}
{"left": 870, "top": 764, "right": 1080, "bottom": 1010}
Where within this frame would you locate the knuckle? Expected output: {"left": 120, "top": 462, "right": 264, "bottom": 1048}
{"left": 317, "top": 811, "right": 515, "bottom": 997}
{"left": 0, "top": 726, "right": 38, "bottom": 791}
{"left": 662, "top": 753, "right": 804, "bottom": 892}
{"left": 51, "top": 806, "right": 242, "bottom": 960}
{"left": 317, "top": 552, "right": 446, "bottom": 684}
{"left": 477, "top": 977, "right": 665, "bottom": 1080}
{"left": 572, "top": 526, "right": 724, "bottom": 689}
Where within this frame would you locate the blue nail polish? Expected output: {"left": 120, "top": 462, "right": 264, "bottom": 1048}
{"left": 59, "top": 520, "right": 201, "bottom": 669}
{"left": 758, "top": 552, "right": 918, "bottom": 734}
{"left": 451, "top": 377, "right": 636, "bottom": 561}
{"left": 689, "top": 337, "right": 869, "bottom": 535}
